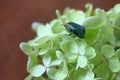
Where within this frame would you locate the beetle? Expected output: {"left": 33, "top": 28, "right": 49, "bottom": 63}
{"left": 63, "top": 22, "right": 85, "bottom": 39}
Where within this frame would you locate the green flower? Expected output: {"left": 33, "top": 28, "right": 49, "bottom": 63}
{"left": 31, "top": 55, "right": 63, "bottom": 79}
{"left": 60, "top": 36, "right": 96, "bottom": 68}
{"left": 19, "top": 3, "right": 120, "bottom": 80}
{"left": 94, "top": 45, "right": 120, "bottom": 80}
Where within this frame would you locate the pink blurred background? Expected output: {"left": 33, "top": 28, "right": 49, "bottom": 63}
{"left": 0, "top": 0, "right": 120, "bottom": 80}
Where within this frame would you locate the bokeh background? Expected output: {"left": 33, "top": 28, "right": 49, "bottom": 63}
{"left": 0, "top": 0, "right": 120, "bottom": 80}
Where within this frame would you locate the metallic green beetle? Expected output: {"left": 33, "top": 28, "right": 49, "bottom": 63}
{"left": 63, "top": 22, "right": 85, "bottom": 39}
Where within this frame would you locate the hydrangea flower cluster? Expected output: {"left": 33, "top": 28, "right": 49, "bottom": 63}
{"left": 20, "top": 3, "right": 120, "bottom": 80}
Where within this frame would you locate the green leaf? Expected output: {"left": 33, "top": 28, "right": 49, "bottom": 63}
{"left": 101, "top": 45, "right": 114, "bottom": 58}
{"left": 55, "top": 62, "right": 68, "bottom": 80}
{"left": 19, "top": 42, "right": 35, "bottom": 55}
{"left": 95, "top": 63, "right": 110, "bottom": 80}
{"left": 108, "top": 56, "right": 120, "bottom": 72}
{"left": 31, "top": 64, "right": 46, "bottom": 77}
{"left": 43, "top": 55, "right": 51, "bottom": 67}
{"left": 83, "top": 16, "right": 103, "bottom": 30}
{"left": 27, "top": 56, "right": 38, "bottom": 73}
{"left": 77, "top": 56, "right": 87, "bottom": 68}
{"left": 85, "top": 47, "right": 96, "bottom": 59}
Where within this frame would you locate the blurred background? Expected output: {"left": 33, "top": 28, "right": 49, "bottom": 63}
{"left": 0, "top": 0, "right": 120, "bottom": 80}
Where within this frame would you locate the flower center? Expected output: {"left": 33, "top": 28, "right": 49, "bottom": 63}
{"left": 77, "top": 51, "right": 81, "bottom": 56}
